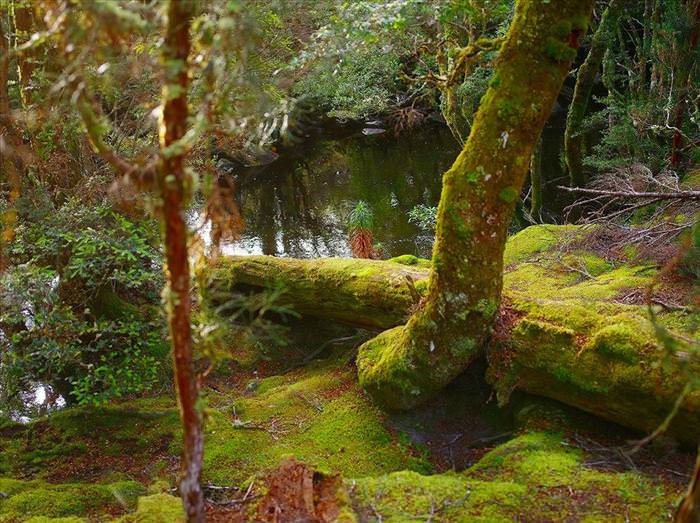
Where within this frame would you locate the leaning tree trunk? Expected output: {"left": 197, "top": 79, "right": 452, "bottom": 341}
{"left": 564, "top": 0, "right": 623, "bottom": 188}
{"left": 159, "top": 1, "right": 204, "bottom": 520}
{"left": 356, "top": 0, "right": 595, "bottom": 411}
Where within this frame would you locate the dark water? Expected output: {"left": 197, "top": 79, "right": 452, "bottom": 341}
{"left": 218, "top": 124, "right": 461, "bottom": 259}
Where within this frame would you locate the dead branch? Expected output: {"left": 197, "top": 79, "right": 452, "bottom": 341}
{"left": 559, "top": 186, "right": 700, "bottom": 200}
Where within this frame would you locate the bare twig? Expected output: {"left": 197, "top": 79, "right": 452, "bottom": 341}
{"left": 559, "top": 185, "right": 700, "bottom": 200}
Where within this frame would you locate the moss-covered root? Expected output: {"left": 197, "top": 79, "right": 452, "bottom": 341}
{"left": 200, "top": 256, "right": 429, "bottom": 330}
{"left": 357, "top": 0, "right": 595, "bottom": 411}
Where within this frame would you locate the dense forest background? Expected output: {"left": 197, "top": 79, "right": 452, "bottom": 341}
{"left": 0, "top": 0, "right": 699, "bottom": 521}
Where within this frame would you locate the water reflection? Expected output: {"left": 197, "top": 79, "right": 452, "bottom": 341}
{"left": 222, "top": 124, "right": 461, "bottom": 259}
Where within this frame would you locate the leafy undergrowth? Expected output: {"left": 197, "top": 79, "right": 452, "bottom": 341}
{"left": 0, "top": 225, "right": 696, "bottom": 521}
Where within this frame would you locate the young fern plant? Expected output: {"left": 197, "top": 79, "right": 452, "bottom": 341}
{"left": 348, "top": 200, "right": 376, "bottom": 259}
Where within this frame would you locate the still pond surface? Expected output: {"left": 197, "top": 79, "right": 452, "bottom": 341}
{"left": 215, "top": 124, "right": 461, "bottom": 259}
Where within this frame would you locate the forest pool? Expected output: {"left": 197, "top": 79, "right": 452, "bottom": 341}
{"left": 202, "top": 124, "right": 461, "bottom": 259}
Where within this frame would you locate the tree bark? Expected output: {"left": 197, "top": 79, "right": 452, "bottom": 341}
{"left": 355, "top": 0, "right": 595, "bottom": 411}
{"left": 529, "top": 137, "right": 543, "bottom": 219}
{"left": 676, "top": 452, "right": 700, "bottom": 522}
{"left": 670, "top": 0, "right": 700, "bottom": 167}
{"left": 159, "top": 1, "right": 203, "bottom": 521}
{"left": 564, "top": 0, "right": 622, "bottom": 188}
{"left": 0, "top": 9, "right": 22, "bottom": 272}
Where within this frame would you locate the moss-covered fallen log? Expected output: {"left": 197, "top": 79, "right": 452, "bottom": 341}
{"left": 487, "top": 300, "right": 700, "bottom": 444}
{"left": 201, "top": 256, "right": 430, "bottom": 330}
{"left": 201, "top": 226, "right": 700, "bottom": 442}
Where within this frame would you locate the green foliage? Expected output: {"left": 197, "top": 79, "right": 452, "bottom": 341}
{"left": 204, "top": 281, "right": 300, "bottom": 361}
{"left": 295, "top": 49, "right": 402, "bottom": 120}
{"left": 407, "top": 204, "right": 437, "bottom": 232}
{"left": 0, "top": 194, "right": 167, "bottom": 414}
{"left": 347, "top": 200, "right": 374, "bottom": 232}
{"left": 583, "top": 0, "right": 700, "bottom": 173}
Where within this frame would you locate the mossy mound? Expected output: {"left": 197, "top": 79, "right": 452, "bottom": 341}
{"left": 201, "top": 348, "right": 431, "bottom": 485}
{"left": 0, "top": 349, "right": 430, "bottom": 490}
{"left": 0, "top": 478, "right": 145, "bottom": 522}
{"left": 350, "top": 432, "right": 680, "bottom": 522}
{"left": 114, "top": 494, "right": 184, "bottom": 522}
{"left": 0, "top": 398, "right": 180, "bottom": 483}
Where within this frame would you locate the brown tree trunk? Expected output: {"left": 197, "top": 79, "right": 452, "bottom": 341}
{"left": 0, "top": 9, "right": 22, "bottom": 272}
{"left": 159, "top": 1, "right": 203, "bottom": 520}
{"left": 675, "top": 452, "right": 700, "bottom": 523}
{"left": 356, "top": 0, "right": 595, "bottom": 411}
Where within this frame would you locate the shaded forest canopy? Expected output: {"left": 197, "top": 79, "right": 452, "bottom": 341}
{"left": 0, "top": 0, "right": 699, "bottom": 521}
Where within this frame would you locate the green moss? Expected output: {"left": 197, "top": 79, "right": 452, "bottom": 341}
{"left": 0, "top": 478, "right": 144, "bottom": 520}
{"left": 586, "top": 322, "right": 652, "bottom": 364}
{"left": 201, "top": 349, "right": 431, "bottom": 485}
{"left": 387, "top": 255, "right": 431, "bottom": 269}
{"left": 115, "top": 494, "right": 184, "bottom": 522}
{"left": 502, "top": 224, "right": 581, "bottom": 266}
{"left": 351, "top": 432, "right": 678, "bottom": 522}
{"left": 550, "top": 20, "right": 573, "bottom": 39}
{"left": 0, "top": 401, "right": 180, "bottom": 482}
{"left": 574, "top": 254, "right": 614, "bottom": 277}
{"left": 498, "top": 186, "right": 519, "bottom": 203}
{"left": 571, "top": 14, "right": 591, "bottom": 32}
{"left": 351, "top": 471, "right": 525, "bottom": 522}
{"left": 545, "top": 38, "right": 578, "bottom": 62}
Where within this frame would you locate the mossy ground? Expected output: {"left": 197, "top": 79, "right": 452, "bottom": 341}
{"left": 351, "top": 432, "right": 679, "bottom": 522}
{"left": 1, "top": 225, "right": 695, "bottom": 521}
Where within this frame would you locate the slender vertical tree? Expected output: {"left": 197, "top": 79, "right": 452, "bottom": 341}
{"left": 357, "top": 0, "right": 595, "bottom": 410}
{"left": 159, "top": 1, "right": 203, "bottom": 520}
{"left": 0, "top": 5, "right": 23, "bottom": 272}
{"left": 676, "top": 452, "right": 700, "bottom": 522}
{"left": 70, "top": 0, "right": 204, "bottom": 518}
{"left": 564, "top": 0, "right": 624, "bottom": 188}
